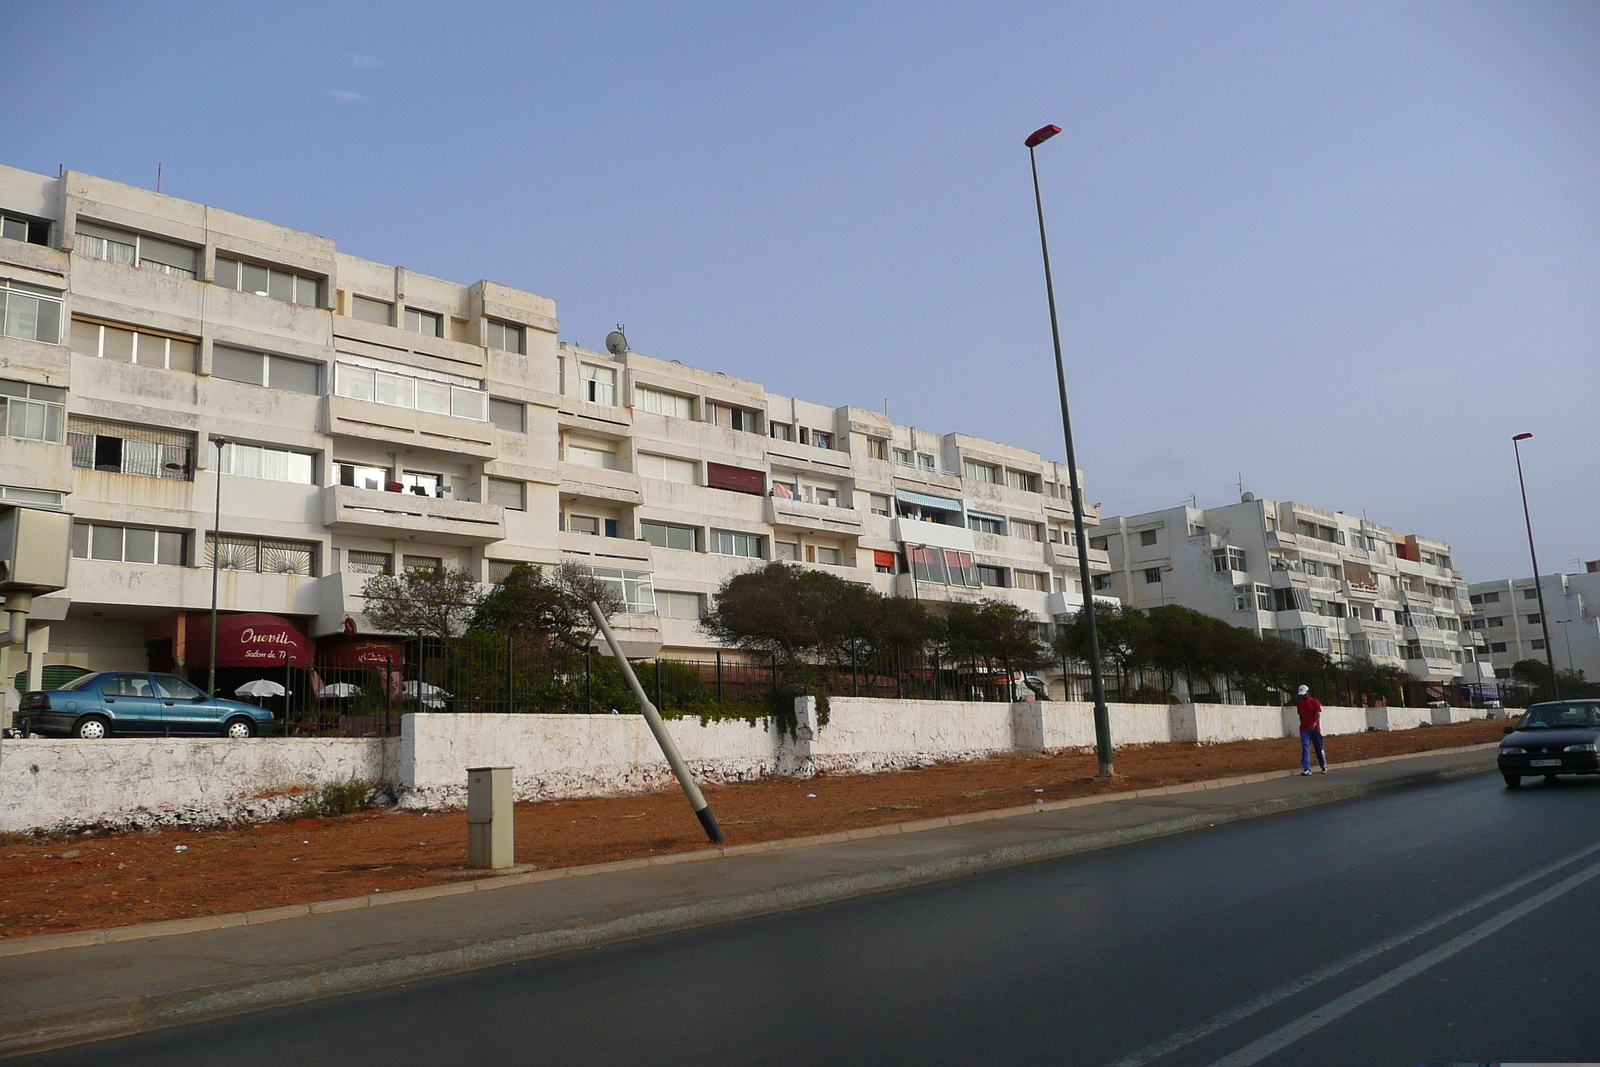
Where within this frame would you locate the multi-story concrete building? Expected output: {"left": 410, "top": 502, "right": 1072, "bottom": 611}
{"left": 1468, "top": 559, "right": 1600, "bottom": 682}
{"left": 0, "top": 163, "right": 1110, "bottom": 704}
{"left": 1088, "top": 495, "right": 1482, "bottom": 683}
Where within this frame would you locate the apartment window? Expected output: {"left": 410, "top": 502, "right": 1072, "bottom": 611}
{"left": 868, "top": 494, "right": 891, "bottom": 517}
{"left": 402, "top": 555, "right": 442, "bottom": 575}
{"left": 967, "top": 513, "right": 1006, "bottom": 535}
{"left": 775, "top": 541, "right": 799, "bottom": 561}
{"left": 634, "top": 385, "right": 694, "bottom": 419}
{"left": 1049, "top": 525, "right": 1075, "bottom": 547}
{"left": 214, "top": 256, "right": 322, "bottom": 306}
{"left": 976, "top": 565, "right": 1007, "bottom": 587}
{"left": 1093, "top": 574, "right": 1113, "bottom": 591}
{"left": 337, "top": 463, "right": 390, "bottom": 490}
{"left": 485, "top": 319, "right": 525, "bottom": 354}
{"left": 964, "top": 460, "right": 1000, "bottom": 484}
{"left": 1, "top": 279, "right": 61, "bottom": 347}
{"left": 710, "top": 529, "right": 764, "bottom": 558}
{"left": 1143, "top": 568, "right": 1162, "bottom": 584}
{"left": 1486, "top": 616, "right": 1505, "bottom": 627}
{"left": 892, "top": 447, "right": 913, "bottom": 465}
{"left": 658, "top": 591, "right": 703, "bottom": 620}
{"left": 214, "top": 344, "right": 322, "bottom": 395}
{"left": 486, "top": 477, "right": 525, "bottom": 510}
{"left": 641, "top": 521, "right": 697, "bottom": 552}
{"left": 1090, "top": 536, "right": 1109, "bottom": 551}
{"left": 76, "top": 222, "right": 197, "bottom": 279}
{"left": 637, "top": 452, "right": 696, "bottom": 485}
{"left": 0, "top": 485, "right": 63, "bottom": 508}
{"left": 72, "top": 522, "right": 186, "bottom": 565}
{"left": 404, "top": 307, "right": 443, "bottom": 337}
{"left": 866, "top": 438, "right": 887, "bottom": 461}
{"left": 567, "top": 514, "right": 601, "bottom": 536}
{"left": 1479, "top": 591, "right": 1500, "bottom": 604}
{"left": 1139, "top": 529, "right": 1158, "bottom": 546}
{"left": 0, "top": 379, "right": 66, "bottom": 443}
{"left": 70, "top": 319, "right": 197, "bottom": 372}
{"left": 486, "top": 559, "right": 521, "bottom": 584}
{"left": 351, "top": 295, "right": 393, "bottom": 325}
{"left": 580, "top": 364, "right": 617, "bottom": 405}
{"left": 809, "top": 545, "right": 842, "bottom": 566}
{"left": 1256, "top": 584, "right": 1272, "bottom": 610}
{"left": 1010, "top": 520, "right": 1042, "bottom": 542}
{"left": 1, "top": 212, "right": 50, "bottom": 246}
{"left": 1531, "top": 639, "right": 1547, "bottom": 651}
{"left": 489, "top": 398, "right": 526, "bottom": 433}
{"left": 769, "top": 421, "right": 794, "bottom": 442}
{"left": 1235, "top": 590, "right": 1251, "bottom": 612}
{"left": 1490, "top": 642, "right": 1507, "bottom": 653}
{"left": 399, "top": 471, "right": 443, "bottom": 498}
{"left": 219, "top": 441, "right": 315, "bottom": 484}
{"left": 347, "top": 551, "right": 392, "bottom": 576}
{"left": 1013, "top": 570, "right": 1047, "bottom": 592}
{"left": 67, "top": 416, "right": 192, "bottom": 479}
{"left": 333, "top": 362, "right": 486, "bottom": 419}
{"left": 205, "top": 534, "right": 319, "bottom": 576}
{"left": 564, "top": 437, "right": 618, "bottom": 469}
{"left": 1007, "top": 470, "right": 1040, "bottom": 493}
{"left": 1527, "top": 613, "right": 1542, "bottom": 624}
{"left": 1522, "top": 588, "right": 1539, "bottom": 600}
{"left": 873, "top": 550, "right": 897, "bottom": 574}
{"left": 707, "top": 402, "right": 761, "bottom": 433}
{"left": 810, "top": 430, "right": 834, "bottom": 450}
{"left": 1213, "top": 547, "right": 1248, "bottom": 573}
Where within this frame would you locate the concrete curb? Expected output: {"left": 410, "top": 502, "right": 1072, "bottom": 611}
{"left": 0, "top": 747, "right": 1496, "bottom": 1058}
{"left": 0, "top": 741, "right": 1498, "bottom": 960}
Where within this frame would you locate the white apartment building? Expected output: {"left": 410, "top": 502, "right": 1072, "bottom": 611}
{"left": 0, "top": 163, "right": 1109, "bottom": 698}
{"left": 1089, "top": 495, "right": 1482, "bottom": 684}
{"left": 1468, "top": 559, "right": 1600, "bottom": 682}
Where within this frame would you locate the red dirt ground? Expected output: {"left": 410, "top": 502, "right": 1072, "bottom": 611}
{"left": 0, "top": 720, "right": 1504, "bottom": 939}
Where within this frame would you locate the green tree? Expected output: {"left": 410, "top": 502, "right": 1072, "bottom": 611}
{"left": 474, "top": 561, "right": 624, "bottom": 651}
{"left": 944, "top": 598, "right": 1051, "bottom": 671}
{"left": 1054, "top": 603, "right": 1150, "bottom": 695}
{"left": 700, "top": 563, "right": 853, "bottom": 661}
{"left": 361, "top": 565, "right": 482, "bottom": 640}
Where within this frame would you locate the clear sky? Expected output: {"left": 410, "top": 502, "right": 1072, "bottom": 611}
{"left": 3, "top": 1, "right": 1595, "bottom": 582}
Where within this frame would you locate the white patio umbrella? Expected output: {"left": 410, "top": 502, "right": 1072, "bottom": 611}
{"left": 235, "top": 679, "right": 287, "bottom": 699}
{"left": 318, "top": 682, "right": 363, "bottom": 698}
{"left": 401, "top": 680, "right": 450, "bottom": 709}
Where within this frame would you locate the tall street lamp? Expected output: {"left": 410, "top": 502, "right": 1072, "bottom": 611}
{"left": 1554, "top": 619, "right": 1576, "bottom": 676}
{"left": 207, "top": 434, "right": 227, "bottom": 696}
{"left": 1511, "top": 433, "right": 1559, "bottom": 698}
{"left": 1026, "top": 122, "right": 1114, "bottom": 777}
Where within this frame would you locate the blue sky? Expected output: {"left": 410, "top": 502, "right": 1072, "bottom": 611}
{"left": 3, "top": 1, "right": 1595, "bottom": 580}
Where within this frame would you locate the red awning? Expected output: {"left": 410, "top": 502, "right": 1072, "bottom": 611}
{"left": 321, "top": 638, "right": 405, "bottom": 670}
{"left": 187, "top": 613, "right": 312, "bottom": 669}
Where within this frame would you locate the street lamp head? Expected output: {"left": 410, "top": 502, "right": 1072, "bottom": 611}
{"left": 1025, "top": 124, "right": 1062, "bottom": 149}
{"left": 209, "top": 433, "right": 228, "bottom": 446}
{"left": 1512, "top": 432, "right": 1533, "bottom": 442}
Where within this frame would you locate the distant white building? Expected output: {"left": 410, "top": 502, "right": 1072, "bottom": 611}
{"left": 1468, "top": 558, "right": 1600, "bottom": 682}
{"left": 1089, "top": 495, "right": 1481, "bottom": 684}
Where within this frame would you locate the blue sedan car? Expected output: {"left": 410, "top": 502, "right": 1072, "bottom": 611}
{"left": 19, "top": 672, "right": 278, "bottom": 739}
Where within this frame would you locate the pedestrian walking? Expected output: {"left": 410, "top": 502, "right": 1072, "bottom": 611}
{"left": 1296, "top": 684, "right": 1326, "bottom": 775}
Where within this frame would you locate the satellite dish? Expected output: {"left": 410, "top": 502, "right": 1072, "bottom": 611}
{"left": 605, "top": 325, "right": 628, "bottom": 356}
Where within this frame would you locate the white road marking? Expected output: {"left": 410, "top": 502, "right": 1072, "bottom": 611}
{"left": 1204, "top": 858, "right": 1600, "bottom": 1067}
{"left": 1107, "top": 841, "right": 1600, "bottom": 1067}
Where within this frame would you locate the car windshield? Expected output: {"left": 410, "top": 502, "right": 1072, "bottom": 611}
{"left": 57, "top": 673, "right": 109, "bottom": 692}
{"left": 1520, "top": 703, "right": 1600, "bottom": 729}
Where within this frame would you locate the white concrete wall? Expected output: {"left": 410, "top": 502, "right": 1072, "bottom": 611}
{"left": 0, "top": 737, "right": 390, "bottom": 834}
{"left": 1368, "top": 706, "right": 1431, "bottom": 731}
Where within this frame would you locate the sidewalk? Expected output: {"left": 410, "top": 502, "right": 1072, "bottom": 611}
{"left": 0, "top": 744, "right": 1495, "bottom": 1057}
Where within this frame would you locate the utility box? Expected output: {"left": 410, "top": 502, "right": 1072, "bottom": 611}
{"left": 466, "top": 766, "right": 514, "bottom": 869}
{"left": 0, "top": 506, "right": 71, "bottom": 593}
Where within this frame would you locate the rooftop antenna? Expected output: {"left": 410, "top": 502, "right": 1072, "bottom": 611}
{"left": 1236, "top": 472, "right": 1243, "bottom": 497}
{"left": 604, "top": 325, "right": 628, "bottom": 356}
{"left": 156, "top": 163, "right": 162, "bottom": 194}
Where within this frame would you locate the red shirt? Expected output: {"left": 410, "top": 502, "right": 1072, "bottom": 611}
{"left": 1297, "top": 696, "right": 1322, "bottom": 733}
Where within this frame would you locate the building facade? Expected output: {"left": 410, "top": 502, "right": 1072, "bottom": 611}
{"left": 0, "top": 164, "right": 1109, "bottom": 702}
{"left": 1467, "top": 559, "right": 1600, "bottom": 682}
{"left": 1088, "top": 496, "right": 1482, "bottom": 683}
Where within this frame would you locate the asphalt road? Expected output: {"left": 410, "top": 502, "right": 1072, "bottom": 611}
{"left": 19, "top": 771, "right": 1600, "bottom": 1066}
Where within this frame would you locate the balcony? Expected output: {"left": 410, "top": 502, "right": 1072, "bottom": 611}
{"left": 891, "top": 516, "right": 974, "bottom": 553}
{"left": 766, "top": 495, "right": 862, "bottom": 535}
{"left": 559, "top": 530, "right": 653, "bottom": 567}
{"left": 326, "top": 395, "right": 497, "bottom": 459}
{"left": 322, "top": 484, "right": 505, "bottom": 546}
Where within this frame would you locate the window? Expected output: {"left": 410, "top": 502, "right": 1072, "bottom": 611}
{"left": 707, "top": 402, "right": 761, "bottom": 433}
{"left": 337, "top": 463, "right": 390, "bottom": 490}
{"left": 868, "top": 494, "right": 891, "bottom": 517}
{"left": 347, "top": 551, "right": 392, "bottom": 575}
{"left": 810, "top": 546, "right": 842, "bottom": 566}
{"left": 486, "top": 559, "right": 521, "bottom": 584}
{"left": 641, "top": 521, "right": 697, "bottom": 552}
{"left": 658, "top": 591, "right": 702, "bottom": 620}
{"left": 1486, "top": 616, "right": 1505, "bottom": 627}
{"left": 72, "top": 522, "right": 186, "bottom": 565}
{"left": 1531, "top": 639, "right": 1547, "bottom": 651}
{"left": 1, "top": 212, "right": 50, "bottom": 246}
{"left": 1092, "top": 574, "right": 1113, "bottom": 591}
{"left": 968, "top": 513, "right": 1006, "bottom": 535}
{"left": 564, "top": 437, "right": 617, "bottom": 469}
{"left": 800, "top": 483, "right": 839, "bottom": 507}
{"left": 486, "top": 477, "right": 525, "bottom": 510}
{"left": 0, "top": 485, "right": 63, "bottom": 508}
{"left": 351, "top": 295, "right": 393, "bottom": 325}
{"left": 1527, "top": 613, "right": 1542, "bottom": 624}
{"left": 811, "top": 430, "right": 834, "bottom": 450}
{"left": 485, "top": 319, "right": 525, "bottom": 354}
{"left": 1523, "top": 588, "right": 1538, "bottom": 600}
{"left": 634, "top": 385, "right": 694, "bottom": 419}
{"left": 637, "top": 453, "right": 696, "bottom": 485}
{"left": 1143, "top": 567, "right": 1162, "bottom": 584}
{"left": 1479, "top": 591, "right": 1500, "bottom": 604}
{"left": 976, "top": 564, "right": 1007, "bottom": 587}
{"left": 580, "top": 364, "right": 617, "bottom": 405}
{"left": 763, "top": 422, "right": 790, "bottom": 443}
{"left": 1139, "top": 529, "right": 1158, "bottom": 546}
{"left": 964, "top": 460, "right": 1000, "bottom": 484}
{"left": 67, "top": 416, "right": 192, "bottom": 479}
{"left": 1256, "top": 584, "right": 1273, "bottom": 610}
{"left": 402, "top": 555, "right": 442, "bottom": 574}
{"left": 582, "top": 566, "right": 656, "bottom": 614}
{"left": 1490, "top": 642, "right": 1508, "bottom": 653}
{"left": 892, "top": 447, "right": 913, "bottom": 465}
{"left": 0, "top": 379, "right": 66, "bottom": 443}
{"left": 710, "top": 529, "right": 764, "bottom": 558}
{"left": 205, "top": 534, "right": 318, "bottom": 576}
{"left": 567, "top": 514, "right": 600, "bottom": 536}
{"left": 775, "top": 541, "right": 799, "bottom": 561}
{"left": 1013, "top": 570, "right": 1047, "bottom": 592}
{"left": 404, "top": 307, "right": 443, "bottom": 337}
{"left": 1007, "top": 470, "right": 1040, "bottom": 493}
{"left": 489, "top": 398, "right": 525, "bottom": 433}
{"left": 1010, "top": 520, "right": 1042, "bottom": 542}
{"left": 70, "top": 319, "right": 196, "bottom": 372}
{"left": 333, "top": 362, "right": 486, "bottom": 418}
{"left": 866, "top": 438, "right": 887, "bottom": 461}
{"left": 214, "top": 256, "right": 321, "bottom": 306}
{"left": 0, "top": 278, "right": 61, "bottom": 345}
{"left": 1090, "top": 536, "right": 1109, "bottom": 551}
{"left": 873, "top": 549, "right": 897, "bottom": 574}
{"left": 399, "top": 471, "right": 443, "bottom": 498}
{"left": 1213, "top": 547, "right": 1247, "bottom": 573}
{"left": 76, "top": 222, "right": 197, "bottom": 279}
{"left": 219, "top": 442, "right": 315, "bottom": 484}
{"left": 214, "top": 344, "right": 321, "bottom": 395}
{"left": 1049, "top": 525, "right": 1075, "bottom": 546}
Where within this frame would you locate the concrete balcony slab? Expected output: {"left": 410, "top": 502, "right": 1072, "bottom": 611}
{"left": 765, "top": 496, "right": 862, "bottom": 535}
{"left": 322, "top": 485, "right": 505, "bottom": 546}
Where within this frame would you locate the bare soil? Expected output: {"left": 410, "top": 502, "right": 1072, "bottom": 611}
{"left": 0, "top": 720, "right": 1503, "bottom": 940}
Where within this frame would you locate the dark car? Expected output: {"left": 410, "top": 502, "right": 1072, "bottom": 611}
{"left": 18, "top": 672, "right": 277, "bottom": 739}
{"left": 1499, "top": 699, "right": 1600, "bottom": 787}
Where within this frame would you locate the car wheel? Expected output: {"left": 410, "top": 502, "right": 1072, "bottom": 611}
{"left": 223, "top": 717, "right": 256, "bottom": 739}
{"left": 74, "top": 716, "right": 111, "bottom": 740}
{"left": 1502, "top": 773, "right": 1521, "bottom": 788}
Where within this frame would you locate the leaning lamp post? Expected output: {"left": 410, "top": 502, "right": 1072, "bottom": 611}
{"left": 1027, "top": 122, "right": 1114, "bottom": 777}
{"left": 1511, "top": 433, "right": 1559, "bottom": 698}
{"left": 207, "top": 434, "right": 227, "bottom": 696}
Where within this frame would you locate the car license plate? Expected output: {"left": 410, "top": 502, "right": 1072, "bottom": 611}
{"left": 1530, "top": 759, "right": 1562, "bottom": 768}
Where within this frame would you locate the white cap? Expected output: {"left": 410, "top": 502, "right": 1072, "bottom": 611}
{"left": 1297, "top": 685, "right": 1309, "bottom": 695}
